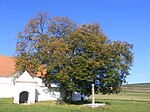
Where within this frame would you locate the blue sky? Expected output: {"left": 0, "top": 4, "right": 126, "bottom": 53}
{"left": 0, "top": 0, "right": 150, "bottom": 84}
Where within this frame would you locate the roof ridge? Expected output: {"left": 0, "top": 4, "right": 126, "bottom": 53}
{"left": 0, "top": 54, "right": 13, "bottom": 58}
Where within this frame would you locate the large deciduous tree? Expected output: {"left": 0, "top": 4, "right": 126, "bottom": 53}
{"left": 15, "top": 12, "right": 76, "bottom": 75}
{"left": 15, "top": 12, "right": 133, "bottom": 102}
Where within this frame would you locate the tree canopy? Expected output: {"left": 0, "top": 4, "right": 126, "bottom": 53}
{"left": 15, "top": 12, "right": 134, "bottom": 102}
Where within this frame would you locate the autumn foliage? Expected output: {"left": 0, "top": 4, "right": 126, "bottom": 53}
{"left": 15, "top": 12, "right": 133, "bottom": 102}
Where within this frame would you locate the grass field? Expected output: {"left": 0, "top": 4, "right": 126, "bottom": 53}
{"left": 95, "top": 91, "right": 150, "bottom": 101}
{"left": 0, "top": 98, "right": 150, "bottom": 112}
{"left": 0, "top": 83, "right": 150, "bottom": 112}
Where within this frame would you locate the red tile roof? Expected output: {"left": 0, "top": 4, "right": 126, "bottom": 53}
{"left": 0, "top": 54, "right": 46, "bottom": 77}
{"left": 0, "top": 55, "right": 15, "bottom": 77}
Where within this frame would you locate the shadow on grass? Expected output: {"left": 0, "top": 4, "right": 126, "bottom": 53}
{"left": 70, "top": 100, "right": 111, "bottom": 105}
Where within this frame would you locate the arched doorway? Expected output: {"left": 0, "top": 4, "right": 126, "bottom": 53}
{"left": 19, "top": 91, "right": 29, "bottom": 103}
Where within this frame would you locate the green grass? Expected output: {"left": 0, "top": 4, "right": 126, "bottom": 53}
{"left": 1, "top": 83, "right": 150, "bottom": 112}
{"left": 95, "top": 91, "right": 150, "bottom": 101}
{"left": 0, "top": 94, "right": 150, "bottom": 112}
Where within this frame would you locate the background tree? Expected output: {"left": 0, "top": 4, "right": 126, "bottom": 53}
{"left": 15, "top": 12, "right": 133, "bottom": 102}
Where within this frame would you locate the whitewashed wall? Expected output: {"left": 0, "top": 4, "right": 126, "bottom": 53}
{"left": 13, "top": 85, "right": 36, "bottom": 104}
{"left": 0, "top": 77, "right": 15, "bottom": 98}
{"left": 0, "top": 84, "right": 15, "bottom": 98}
{"left": 0, "top": 76, "right": 88, "bottom": 103}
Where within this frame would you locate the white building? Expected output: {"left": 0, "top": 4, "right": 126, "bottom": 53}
{"left": 0, "top": 71, "right": 88, "bottom": 104}
{"left": 0, "top": 55, "right": 88, "bottom": 104}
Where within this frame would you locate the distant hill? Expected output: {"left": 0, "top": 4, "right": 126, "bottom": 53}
{"left": 124, "top": 83, "right": 150, "bottom": 88}
{"left": 122, "top": 83, "right": 150, "bottom": 92}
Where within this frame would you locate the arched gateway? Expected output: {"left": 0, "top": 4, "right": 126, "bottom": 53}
{"left": 19, "top": 91, "right": 29, "bottom": 103}
{"left": 14, "top": 71, "right": 37, "bottom": 104}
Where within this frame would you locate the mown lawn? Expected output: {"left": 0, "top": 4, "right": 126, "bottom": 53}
{"left": 0, "top": 94, "right": 150, "bottom": 112}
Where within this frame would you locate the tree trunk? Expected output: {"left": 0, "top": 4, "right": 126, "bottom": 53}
{"left": 64, "top": 90, "right": 73, "bottom": 103}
